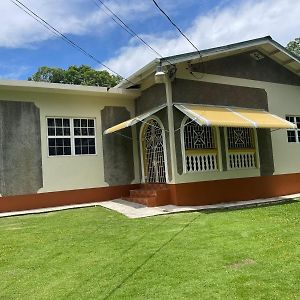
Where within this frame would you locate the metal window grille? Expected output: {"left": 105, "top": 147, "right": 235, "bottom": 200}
{"left": 227, "top": 127, "right": 254, "bottom": 149}
{"left": 184, "top": 119, "right": 215, "bottom": 150}
{"left": 286, "top": 116, "right": 300, "bottom": 143}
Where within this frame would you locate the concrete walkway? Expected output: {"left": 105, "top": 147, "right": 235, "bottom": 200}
{"left": 1, "top": 193, "right": 299, "bottom": 219}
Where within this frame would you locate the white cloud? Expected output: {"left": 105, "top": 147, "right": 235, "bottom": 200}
{"left": 0, "top": 0, "right": 157, "bottom": 48}
{"left": 104, "top": 0, "right": 300, "bottom": 77}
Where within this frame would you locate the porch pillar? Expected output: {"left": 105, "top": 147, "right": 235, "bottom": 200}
{"left": 164, "top": 77, "right": 178, "bottom": 183}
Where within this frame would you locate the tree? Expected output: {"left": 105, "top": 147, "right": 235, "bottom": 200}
{"left": 287, "top": 38, "right": 300, "bottom": 57}
{"left": 28, "top": 65, "right": 122, "bottom": 87}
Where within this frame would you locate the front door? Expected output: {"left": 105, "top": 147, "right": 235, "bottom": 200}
{"left": 141, "top": 118, "right": 167, "bottom": 183}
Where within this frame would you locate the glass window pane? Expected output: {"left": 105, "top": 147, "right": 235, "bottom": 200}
{"left": 88, "top": 119, "right": 94, "bottom": 127}
{"left": 49, "top": 147, "right": 56, "bottom": 156}
{"left": 64, "top": 128, "right": 70, "bottom": 136}
{"left": 47, "top": 118, "right": 55, "bottom": 127}
{"left": 64, "top": 147, "right": 71, "bottom": 155}
{"left": 56, "top": 147, "right": 63, "bottom": 155}
{"left": 287, "top": 130, "right": 296, "bottom": 142}
{"left": 74, "top": 128, "right": 81, "bottom": 136}
{"left": 88, "top": 128, "right": 95, "bottom": 136}
{"left": 48, "top": 128, "right": 55, "bottom": 136}
{"left": 55, "top": 118, "right": 62, "bottom": 127}
{"left": 63, "top": 119, "right": 70, "bottom": 127}
{"left": 63, "top": 138, "right": 71, "bottom": 146}
{"left": 56, "top": 128, "right": 63, "bottom": 136}
{"left": 88, "top": 138, "right": 95, "bottom": 146}
{"left": 82, "top": 146, "right": 88, "bottom": 154}
{"left": 75, "top": 138, "right": 81, "bottom": 146}
{"left": 56, "top": 138, "right": 63, "bottom": 146}
{"left": 81, "top": 119, "right": 87, "bottom": 127}
{"left": 74, "top": 119, "right": 80, "bottom": 127}
{"left": 75, "top": 146, "right": 81, "bottom": 155}
{"left": 81, "top": 128, "right": 88, "bottom": 136}
{"left": 48, "top": 138, "right": 55, "bottom": 147}
{"left": 89, "top": 146, "right": 96, "bottom": 154}
{"left": 82, "top": 138, "right": 88, "bottom": 146}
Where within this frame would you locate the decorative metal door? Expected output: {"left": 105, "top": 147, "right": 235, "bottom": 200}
{"left": 142, "top": 119, "right": 167, "bottom": 183}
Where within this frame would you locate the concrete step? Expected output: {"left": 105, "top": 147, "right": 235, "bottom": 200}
{"left": 123, "top": 196, "right": 157, "bottom": 207}
{"left": 130, "top": 189, "right": 157, "bottom": 198}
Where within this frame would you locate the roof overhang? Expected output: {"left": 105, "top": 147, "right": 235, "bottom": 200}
{"left": 0, "top": 79, "right": 140, "bottom": 98}
{"left": 118, "top": 36, "right": 300, "bottom": 89}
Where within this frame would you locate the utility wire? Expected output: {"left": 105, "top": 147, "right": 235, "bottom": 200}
{"left": 92, "top": 0, "right": 175, "bottom": 67}
{"left": 151, "top": 0, "right": 205, "bottom": 76}
{"left": 151, "top": 0, "right": 201, "bottom": 55}
{"left": 9, "top": 0, "right": 135, "bottom": 85}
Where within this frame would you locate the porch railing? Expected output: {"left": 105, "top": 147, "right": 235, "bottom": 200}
{"left": 228, "top": 149, "right": 256, "bottom": 170}
{"left": 185, "top": 149, "right": 218, "bottom": 173}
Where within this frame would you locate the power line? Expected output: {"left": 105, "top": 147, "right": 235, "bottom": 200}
{"left": 92, "top": 0, "right": 175, "bottom": 66}
{"left": 151, "top": 0, "right": 201, "bottom": 55}
{"left": 151, "top": 0, "right": 205, "bottom": 76}
{"left": 9, "top": 0, "right": 135, "bottom": 85}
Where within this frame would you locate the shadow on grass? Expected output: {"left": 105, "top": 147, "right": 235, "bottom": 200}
{"left": 202, "top": 199, "right": 299, "bottom": 214}
{"left": 101, "top": 213, "right": 200, "bottom": 300}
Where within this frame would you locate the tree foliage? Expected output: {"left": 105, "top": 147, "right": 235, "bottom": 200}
{"left": 28, "top": 65, "right": 122, "bottom": 87}
{"left": 287, "top": 37, "right": 300, "bottom": 57}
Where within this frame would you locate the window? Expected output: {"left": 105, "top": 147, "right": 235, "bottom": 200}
{"left": 286, "top": 116, "right": 300, "bottom": 143}
{"left": 226, "top": 127, "right": 257, "bottom": 169}
{"left": 47, "top": 117, "right": 96, "bottom": 156}
{"left": 182, "top": 118, "right": 219, "bottom": 172}
{"left": 227, "top": 127, "right": 255, "bottom": 149}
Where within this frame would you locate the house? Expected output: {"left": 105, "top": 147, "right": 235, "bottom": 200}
{"left": 0, "top": 36, "right": 300, "bottom": 212}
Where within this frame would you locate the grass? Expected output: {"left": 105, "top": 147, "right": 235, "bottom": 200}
{"left": 0, "top": 201, "right": 299, "bottom": 300}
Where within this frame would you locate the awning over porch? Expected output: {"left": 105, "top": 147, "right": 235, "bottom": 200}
{"left": 175, "top": 104, "right": 296, "bottom": 129}
{"left": 104, "top": 104, "right": 166, "bottom": 134}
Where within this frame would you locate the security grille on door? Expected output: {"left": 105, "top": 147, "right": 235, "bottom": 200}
{"left": 183, "top": 119, "right": 218, "bottom": 172}
{"left": 143, "top": 119, "right": 166, "bottom": 183}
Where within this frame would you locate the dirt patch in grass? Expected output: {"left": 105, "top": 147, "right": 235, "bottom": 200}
{"left": 228, "top": 258, "right": 256, "bottom": 269}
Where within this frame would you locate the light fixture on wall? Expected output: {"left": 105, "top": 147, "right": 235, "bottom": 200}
{"left": 154, "top": 64, "right": 166, "bottom": 83}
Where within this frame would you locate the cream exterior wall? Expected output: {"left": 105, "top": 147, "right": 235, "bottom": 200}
{"left": 0, "top": 89, "right": 139, "bottom": 193}
{"left": 171, "top": 62, "right": 300, "bottom": 183}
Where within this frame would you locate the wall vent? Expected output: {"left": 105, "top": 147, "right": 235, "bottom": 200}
{"left": 250, "top": 51, "right": 265, "bottom": 61}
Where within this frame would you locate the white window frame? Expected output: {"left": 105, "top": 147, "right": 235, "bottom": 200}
{"left": 47, "top": 117, "right": 97, "bottom": 157}
{"left": 286, "top": 115, "right": 300, "bottom": 143}
{"left": 180, "top": 116, "right": 222, "bottom": 173}
{"left": 224, "top": 127, "right": 260, "bottom": 170}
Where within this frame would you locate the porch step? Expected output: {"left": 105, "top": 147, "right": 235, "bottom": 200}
{"left": 122, "top": 184, "right": 171, "bottom": 207}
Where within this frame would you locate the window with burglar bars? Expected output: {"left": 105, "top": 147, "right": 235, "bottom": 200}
{"left": 227, "top": 127, "right": 254, "bottom": 149}
{"left": 226, "top": 127, "right": 257, "bottom": 169}
{"left": 286, "top": 116, "right": 300, "bottom": 143}
{"left": 184, "top": 119, "right": 215, "bottom": 149}
{"left": 183, "top": 118, "right": 218, "bottom": 172}
{"left": 47, "top": 117, "right": 96, "bottom": 156}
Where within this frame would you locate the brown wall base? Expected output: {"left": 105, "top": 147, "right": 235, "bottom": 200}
{"left": 169, "top": 173, "right": 300, "bottom": 206}
{"left": 1, "top": 173, "right": 300, "bottom": 213}
{"left": 0, "top": 184, "right": 139, "bottom": 213}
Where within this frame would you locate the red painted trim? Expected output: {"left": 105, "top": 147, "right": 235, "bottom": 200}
{"left": 1, "top": 173, "right": 300, "bottom": 212}
{"left": 0, "top": 184, "right": 140, "bottom": 213}
{"left": 169, "top": 173, "right": 300, "bottom": 206}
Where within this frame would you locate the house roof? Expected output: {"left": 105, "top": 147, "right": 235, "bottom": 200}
{"left": 0, "top": 79, "right": 140, "bottom": 98}
{"left": 117, "top": 36, "right": 300, "bottom": 88}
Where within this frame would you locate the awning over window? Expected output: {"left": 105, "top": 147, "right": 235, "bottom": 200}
{"left": 175, "top": 104, "right": 296, "bottom": 129}
{"left": 104, "top": 104, "right": 166, "bottom": 134}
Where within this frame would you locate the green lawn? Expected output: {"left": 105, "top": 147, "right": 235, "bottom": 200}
{"left": 0, "top": 201, "right": 299, "bottom": 300}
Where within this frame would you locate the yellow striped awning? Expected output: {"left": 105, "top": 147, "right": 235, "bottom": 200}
{"left": 174, "top": 104, "right": 296, "bottom": 129}
{"left": 104, "top": 104, "right": 166, "bottom": 134}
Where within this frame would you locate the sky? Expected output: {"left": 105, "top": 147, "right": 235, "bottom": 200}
{"left": 0, "top": 0, "right": 299, "bottom": 80}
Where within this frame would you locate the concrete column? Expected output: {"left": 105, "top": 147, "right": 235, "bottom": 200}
{"left": 164, "top": 78, "right": 178, "bottom": 183}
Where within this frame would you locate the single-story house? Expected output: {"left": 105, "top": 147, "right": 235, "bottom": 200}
{"left": 1, "top": 36, "right": 300, "bottom": 212}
